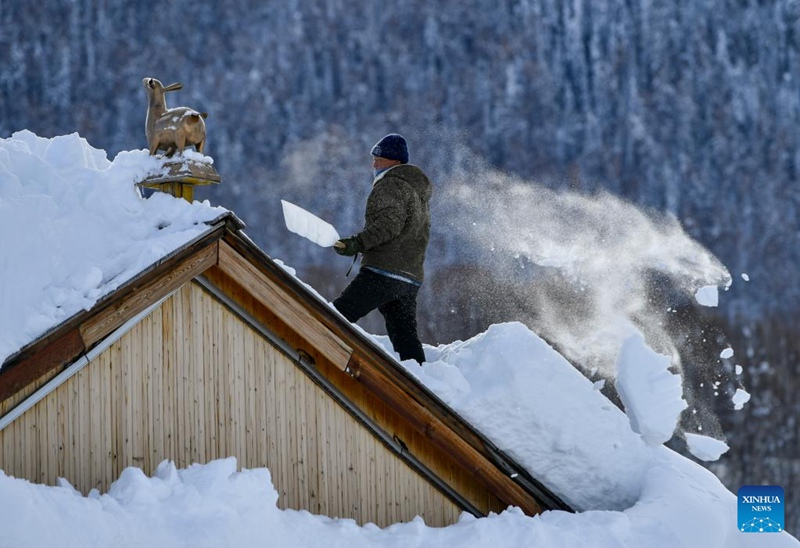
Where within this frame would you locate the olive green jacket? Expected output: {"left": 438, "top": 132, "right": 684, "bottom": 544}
{"left": 356, "top": 164, "right": 432, "bottom": 282}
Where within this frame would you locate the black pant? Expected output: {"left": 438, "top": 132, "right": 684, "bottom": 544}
{"left": 333, "top": 269, "right": 426, "bottom": 364}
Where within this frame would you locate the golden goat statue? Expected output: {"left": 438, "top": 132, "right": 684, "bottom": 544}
{"left": 142, "top": 77, "right": 207, "bottom": 156}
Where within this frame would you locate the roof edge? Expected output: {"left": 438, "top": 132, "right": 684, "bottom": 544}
{"left": 1, "top": 213, "right": 238, "bottom": 372}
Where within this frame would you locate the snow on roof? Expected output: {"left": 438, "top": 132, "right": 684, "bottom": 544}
{"left": 0, "top": 133, "right": 795, "bottom": 547}
{"left": 0, "top": 131, "right": 227, "bottom": 364}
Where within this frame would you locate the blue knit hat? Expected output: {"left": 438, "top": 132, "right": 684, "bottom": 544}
{"left": 370, "top": 134, "right": 409, "bottom": 164}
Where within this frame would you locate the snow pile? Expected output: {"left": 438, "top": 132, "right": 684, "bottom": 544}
{"left": 412, "top": 323, "right": 650, "bottom": 511}
{"left": 614, "top": 331, "right": 688, "bottom": 446}
{"left": 0, "top": 455, "right": 709, "bottom": 548}
{"left": 0, "top": 131, "right": 227, "bottom": 364}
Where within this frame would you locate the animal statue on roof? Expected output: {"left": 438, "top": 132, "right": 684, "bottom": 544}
{"left": 142, "top": 77, "right": 207, "bottom": 157}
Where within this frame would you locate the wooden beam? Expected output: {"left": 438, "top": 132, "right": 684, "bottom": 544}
{"left": 79, "top": 243, "right": 219, "bottom": 349}
{"left": 216, "top": 240, "right": 352, "bottom": 368}
{"left": 346, "top": 352, "right": 543, "bottom": 516}
{"left": 0, "top": 328, "right": 85, "bottom": 406}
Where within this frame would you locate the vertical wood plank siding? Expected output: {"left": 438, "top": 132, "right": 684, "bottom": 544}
{"left": 0, "top": 282, "right": 465, "bottom": 527}
{"left": 200, "top": 266, "right": 507, "bottom": 518}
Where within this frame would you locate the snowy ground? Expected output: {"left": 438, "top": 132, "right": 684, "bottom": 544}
{"left": 0, "top": 133, "right": 796, "bottom": 547}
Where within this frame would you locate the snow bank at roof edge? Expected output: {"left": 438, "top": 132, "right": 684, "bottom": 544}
{"left": 0, "top": 454, "right": 793, "bottom": 548}
{"left": 0, "top": 131, "right": 227, "bottom": 364}
{"left": 405, "top": 322, "right": 652, "bottom": 511}
{"left": 396, "top": 322, "right": 797, "bottom": 546}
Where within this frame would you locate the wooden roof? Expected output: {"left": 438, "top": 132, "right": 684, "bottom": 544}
{"left": 0, "top": 213, "right": 572, "bottom": 516}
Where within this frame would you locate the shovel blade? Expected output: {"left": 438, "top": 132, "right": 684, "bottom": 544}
{"left": 281, "top": 200, "right": 341, "bottom": 247}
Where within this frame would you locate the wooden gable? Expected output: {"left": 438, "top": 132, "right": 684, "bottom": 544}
{"left": 0, "top": 217, "right": 570, "bottom": 527}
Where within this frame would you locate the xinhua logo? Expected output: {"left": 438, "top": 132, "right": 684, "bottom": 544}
{"left": 738, "top": 485, "right": 784, "bottom": 533}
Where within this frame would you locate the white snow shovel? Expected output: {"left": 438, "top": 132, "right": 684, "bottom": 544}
{"left": 281, "top": 200, "right": 345, "bottom": 249}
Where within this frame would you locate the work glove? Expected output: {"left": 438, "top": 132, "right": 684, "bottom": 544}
{"left": 334, "top": 235, "right": 362, "bottom": 256}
